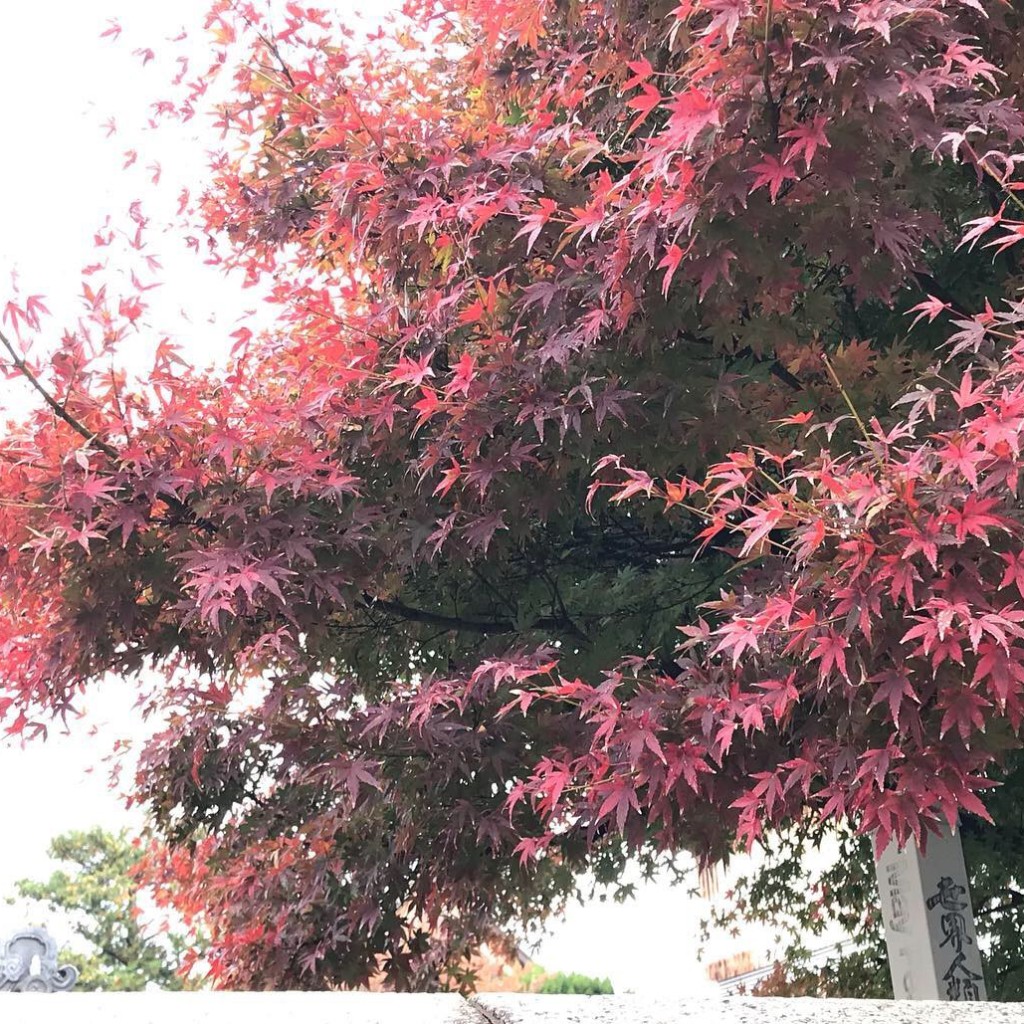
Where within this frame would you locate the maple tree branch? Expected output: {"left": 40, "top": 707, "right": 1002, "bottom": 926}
{"left": 539, "top": 568, "right": 589, "bottom": 644}
{"left": 0, "top": 326, "right": 119, "bottom": 459}
{"left": 768, "top": 360, "right": 803, "bottom": 391}
{"left": 468, "top": 563, "right": 519, "bottom": 620}
{"left": 762, "top": 0, "right": 780, "bottom": 143}
{"left": 360, "top": 594, "right": 511, "bottom": 634}
{"left": 823, "top": 353, "right": 872, "bottom": 445}
{"left": 911, "top": 271, "right": 971, "bottom": 319}
{"left": 232, "top": 3, "right": 395, "bottom": 167}
{"left": 0, "top": 325, "right": 216, "bottom": 534}
{"left": 239, "top": 8, "right": 298, "bottom": 90}
{"left": 678, "top": 328, "right": 803, "bottom": 391}
{"left": 361, "top": 593, "right": 582, "bottom": 637}
{"left": 107, "top": 361, "right": 129, "bottom": 437}
{"left": 842, "top": 285, "right": 869, "bottom": 337}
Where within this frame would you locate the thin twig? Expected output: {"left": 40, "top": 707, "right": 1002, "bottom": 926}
{"left": 762, "top": 0, "right": 779, "bottom": 142}
{"left": 822, "top": 353, "right": 872, "bottom": 448}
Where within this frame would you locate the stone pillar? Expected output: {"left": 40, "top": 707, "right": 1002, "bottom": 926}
{"left": 874, "top": 824, "right": 986, "bottom": 1001}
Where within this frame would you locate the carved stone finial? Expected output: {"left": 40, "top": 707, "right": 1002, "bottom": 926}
{"left": 0, "top": 928, "right": 78, "bottom": 993}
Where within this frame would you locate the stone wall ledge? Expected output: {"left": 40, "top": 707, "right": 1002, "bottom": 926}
{"left": 0, "top": 991, "right": 1019, "bottom": 1023}
{"left": 475, "top": 995, "right": 1021, "bottom": 1024}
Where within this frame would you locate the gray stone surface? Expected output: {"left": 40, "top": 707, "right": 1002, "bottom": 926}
{"left": 0, "top": 927, "right": 78, "bottom": 992}
{"left": 473, "top": 995, "right": 1024, "bottom": 1024}
{"left": 1, "top": 991, "right": 1022, "bottom": 1022}
{"left": 0, "top": 992, "right": 478, "bottom": 1020}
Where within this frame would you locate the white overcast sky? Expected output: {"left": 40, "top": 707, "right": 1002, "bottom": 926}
{"left": 0, "top": 0, "right": 805, "bottom": 994}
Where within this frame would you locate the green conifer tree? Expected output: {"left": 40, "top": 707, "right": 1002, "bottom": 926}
{"left": 10, "top": 828, "right": 202, "bottom": 991}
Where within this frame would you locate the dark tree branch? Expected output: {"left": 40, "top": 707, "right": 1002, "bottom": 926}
{"left": 912, "top": 271, "right": 972, "bottom": 319}
{"left": 468, "top": 563, "right": 518, "bottom": 619}
{"left": 976, "top": 889, "right": 1024, "bottom": 917}
{"left": 0, "top": 326, "right": 119, "bottom": 459}
{"left": 361, "top": 593, "right": 581, "bottom": 637}
{"left": 0, "top": 325, "right": 216, "bottom": 534}
{"left": 678, "top": 328, "right": 803, "bottom": 392}
{"left": 540, "top": 568, "right": 589, "bottom": 644}
{"left": 768, "top": 360, "right": 803, "bottom": 391}
{"left": 762, "top": 0, "right": 780, "bottom": 143}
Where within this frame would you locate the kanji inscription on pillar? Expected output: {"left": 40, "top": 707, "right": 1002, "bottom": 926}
{"left": 875, "top": 824, "right": 986, "bottom": 1001}
{"left": 926, "top": 875, "right": 984, "bottom": 1000}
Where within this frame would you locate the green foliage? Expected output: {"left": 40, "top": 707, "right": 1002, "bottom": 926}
{"left": 9, "top": 828, "right": 202, "bottom": 992}
{"left": 536, "top": 971, "right": 614, "bottom": 994}
{"left": 713, "top": 750, "right": 1024, "bottom": 1000}
{"left": 518, "top": 963, "right": 546, "bottom": 991}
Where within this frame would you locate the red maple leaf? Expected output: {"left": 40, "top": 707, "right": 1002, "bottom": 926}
{"left": 782, "top": 116, "right": 830, "bottom": 170}
{"left": 750, "top": 155, "right": 799, "bottom": 203}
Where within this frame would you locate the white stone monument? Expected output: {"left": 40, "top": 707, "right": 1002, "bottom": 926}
{"left": 875, "top": 823, "right": 986, "bottom": 1001}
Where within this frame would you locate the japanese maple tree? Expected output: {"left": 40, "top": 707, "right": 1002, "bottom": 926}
{"left": 3, "top": 0, "right": 1024, "bottom": 989}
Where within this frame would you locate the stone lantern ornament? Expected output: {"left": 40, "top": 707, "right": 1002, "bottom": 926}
{"left": 0, "top": 927, "right": 78, "bottom": 992}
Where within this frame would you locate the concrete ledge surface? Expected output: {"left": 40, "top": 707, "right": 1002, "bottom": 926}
{"left": 0, "top": 992, "right": 476, "bottom": 1023}
{"left": 0, "top": 991, "right": 1020, "bottom": 1024}
{"left": 474, "top": 995, "right": 1023, "bottom": 1024}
